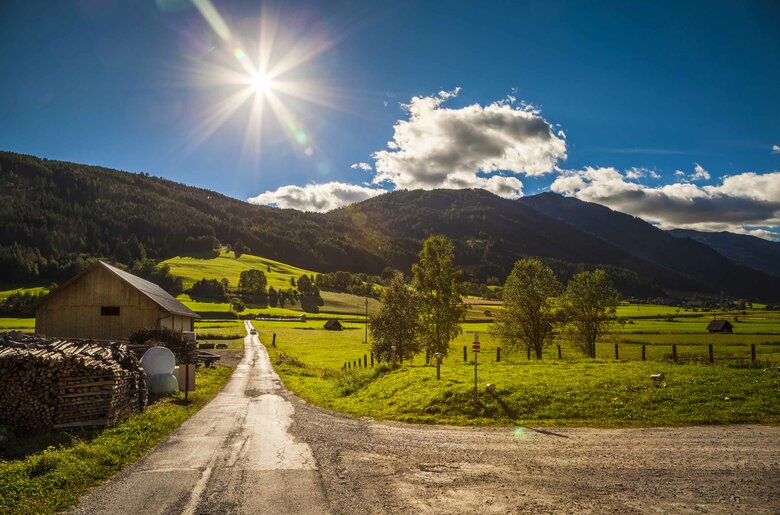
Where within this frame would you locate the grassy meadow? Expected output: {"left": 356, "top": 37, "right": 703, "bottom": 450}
{"left": 252, "top": 309, "right": 780, "bottom": 427}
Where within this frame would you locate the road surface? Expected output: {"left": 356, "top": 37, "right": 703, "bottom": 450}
{"left": 74, "top": 322, "right": 780, "bottom": 514}
{"left": 72, "top": 321, "right": 328, "bottom": 514}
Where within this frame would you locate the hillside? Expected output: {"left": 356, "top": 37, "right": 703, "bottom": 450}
{"left": 2, "top": 151, "right": 779, "bottom": 300}
{"left": 519, "top": 192, "right": 780, "bottom": 300}
{"left": 668, "top": 229, "right": 780, "bottom": 278}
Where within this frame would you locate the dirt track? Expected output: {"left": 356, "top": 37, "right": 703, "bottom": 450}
{"left": 289, "top": 394, "right": 780, "bottom": 513}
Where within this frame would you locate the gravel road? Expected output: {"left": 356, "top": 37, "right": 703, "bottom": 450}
{"left": 73, "top": 324, "right": 780, "bottom": 514}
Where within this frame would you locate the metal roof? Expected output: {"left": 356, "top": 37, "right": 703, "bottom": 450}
{"left": 99, "top": 261, "right": 199, "bottom": 318}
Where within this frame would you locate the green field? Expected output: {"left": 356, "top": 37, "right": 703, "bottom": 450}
{"left": 162, "top": 249, "right": 317, "bottom": 290}
{"left": 0, "top": 317, "right": 35, "bottom": 333}
{"left": 253, "top": 314, "right": 780, "bottom": 427}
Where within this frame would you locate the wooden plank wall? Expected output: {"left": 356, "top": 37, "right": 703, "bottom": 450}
{"left": 35, "top": 267, "right": 189, "bottom": 339}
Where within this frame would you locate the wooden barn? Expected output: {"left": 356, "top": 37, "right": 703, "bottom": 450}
{"left": 707, "top": 319, "right": 734, "bottom": 334}
{"left": 35, "top": 261, "right": 199, "bottom": 340}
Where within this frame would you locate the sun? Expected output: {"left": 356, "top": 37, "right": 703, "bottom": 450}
{"left": 250, "top": 71, "right": 273, "bottom": 95}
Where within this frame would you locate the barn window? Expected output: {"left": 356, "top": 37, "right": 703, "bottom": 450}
{"left": 101, "top": 306, "right": 121, "bottom": 316}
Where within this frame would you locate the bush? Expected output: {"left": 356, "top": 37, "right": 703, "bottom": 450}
{"left": 128, "top": 327, "right": 195, "bottom": 364}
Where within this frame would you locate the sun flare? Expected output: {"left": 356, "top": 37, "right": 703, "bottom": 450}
{"left": 250, "top": 71, "right": 273, "bottom": 95}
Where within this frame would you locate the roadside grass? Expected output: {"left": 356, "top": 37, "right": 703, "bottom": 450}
{"left": 257, "top": 321, "right": 780, "bottom": 428}
{"left": 195, "top": 318, "right": 244, "bottom": 340}
{"left": 0, "top": 366, "right": 232, "bottom": 515}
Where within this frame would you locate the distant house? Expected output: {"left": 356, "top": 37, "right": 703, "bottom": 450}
{"left": 323, "top": 319, "right": 343, "bottom": 331}
{"left": 706, "top": 319, "right": 733, "bottom": 333}
{"left": 36, "top": 261, "right": 199, "bottom": 340}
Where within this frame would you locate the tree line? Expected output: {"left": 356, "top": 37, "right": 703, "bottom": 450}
{"left": 369, "top": 236, "right": 620, "bottom": 362}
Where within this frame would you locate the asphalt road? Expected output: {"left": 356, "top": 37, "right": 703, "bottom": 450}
{"left": 73, "top": 323, "right": 780, "bottom": 514}
{"left": 71, "top": 321, "right": 329, "bottom": 514}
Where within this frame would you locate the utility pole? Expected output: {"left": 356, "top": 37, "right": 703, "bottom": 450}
{"left": 363, "top": 296, "right": 369, "bottom": 343}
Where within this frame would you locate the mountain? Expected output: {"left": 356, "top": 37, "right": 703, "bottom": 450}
{"left": 2, "top": 151, "right": 779, "bottom": 301}
{"left": 519, "top": 192, "right": 780, "bottom": 300}
{"left": 668, "top": 229, "right": 780, "bottom": 278}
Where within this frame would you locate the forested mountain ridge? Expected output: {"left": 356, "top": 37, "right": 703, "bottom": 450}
{"left": 2, "top": 151, "right": 778, "bottom": 301}
{"left": 519, "top": 192, "right": 780, "bottom": 300}
{"left": 668, "top": 229, "right": 780, "bottom": 278}
{"left": 0, "top": 152, "right": 382, "bottom": 282}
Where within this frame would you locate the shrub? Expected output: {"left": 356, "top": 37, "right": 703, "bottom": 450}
{"left": 128, "top": 327, "right": 195, "bottom": 364}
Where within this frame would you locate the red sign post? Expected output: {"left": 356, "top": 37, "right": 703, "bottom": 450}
{"left": 472, "top": 333, "right": 480, "bottom": 405}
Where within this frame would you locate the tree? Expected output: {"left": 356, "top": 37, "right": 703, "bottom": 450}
{"left": 369, "top": 274, "right": 423, "bottom": 363}
{"left": 412, "top": 235, "right": 465, "bottom": 357}
{"left": 562, "top": 269, "right": 620, "bottom": 358}
{"left": 238, "top": 269, "right": 267, "bottom": 296}
{"left": 492, "top": 258, "right": 562, "bottom": 359}
{"left": 233, "top": 239, "right": 248, "bottom": 258}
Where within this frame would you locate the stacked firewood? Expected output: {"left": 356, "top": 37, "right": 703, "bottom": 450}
{"left": 0, "top": 332, "right": 147, "bottom": 430}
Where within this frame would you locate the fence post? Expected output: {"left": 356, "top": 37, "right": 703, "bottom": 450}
{"left": 614, "top": 343, "right": 619, "bottom": 360}
{"left": 463, "top": 346, "right": 467, "bottom": 362}
{"left": 527, "top": 347, "right": 531, "bottom": 360}
{"left": 672, "top": 344, "right": 678, "bottom": 363}
{"left": 641, "top": 345, "right": 646, "bottom": 361}
{"left": 426, "top": 349, "right": 430, "bottom": 365}
{"left": 370, "top": 352, "right": 374, "bottom": 367}
{"left": 348, "top": 362, "right": 351, "bottom": 369}
{"left": 557, "top": 345, "right": 562, "bottom": 359}
{"left": 364, "top": 354, "right": 367, "bottom": 368}
{"left": 708, "top": 344, "right": 714, "bottom": 364}
{"left": 496, "top": 347, "right": 501, "bottom": 362}
{"left": 751, "top": 344, "right": 756, "bottom": 362}
{"left": 272, "top": 333, "right": 276, "bottom": 348}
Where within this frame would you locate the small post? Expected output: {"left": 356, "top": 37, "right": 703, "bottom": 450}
{"left": 463, "top": 345, "right": 467, "bottom": 362}
{"left": 751, "top": 344, "right": 756, "bottom": 362}
{"left": 426, "top": 349, "right": 430, "bottom": 365}
{"left": 557, "top": 345, "right": 562, "bottom": 359}
{"left": 527, "top": 346, "right": 531, "bottom": 360}
{"left": 364, "top": 354, "right": 367, "bottom": 368}
{"left": 641, "top": 345, "right": 646, "bottom": 361}
{"left": 348, "top": 362, "right": 351, "bottom": 369}
{"left": 672, "top": 344, "right": 678, "bottom": 363}
{"left": 708, "top": 344, "right": 714, "bottom": 364}
{"left": 496, "top": 347, "right": 501, "bottom": 362}
{"left": 391, "top": 345, "right": 397, "bottom": 366}
{"left": 435, "top": 352, "right": 442, "bottom": 380}
{"left": 614, "top": 343, "right": 619, "bottom": 360}
{"left": 272, "top": 333, "right": 276, "bottom": 348}
{"left": 473, "top": 333, "right": 480, "bottom": 405}
{"left": 370, "top": 352, "right": 374, "bottom": 367}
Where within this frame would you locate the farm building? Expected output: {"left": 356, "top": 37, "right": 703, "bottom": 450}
{"left": 323, "top": 319, "right": 343, "bottom": 331}
{"left": 707, "top": 319, "right": 734, "bottom": 333}
{"left": 36, "top": 261, "right": 199, "bottom": 340}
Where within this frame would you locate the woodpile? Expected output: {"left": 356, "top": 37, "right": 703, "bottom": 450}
{"left": 0, "top": 332, "right": 147, "bottom": 430}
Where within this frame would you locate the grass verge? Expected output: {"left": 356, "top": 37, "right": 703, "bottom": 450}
{"left": 0, "top": 366, "right": 232, "bottom": 515}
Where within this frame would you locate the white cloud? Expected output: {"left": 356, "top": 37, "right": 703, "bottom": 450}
{"left": 691, "top": 163, "right": 711, "bottom": 181}
{"left": 772, "top": 144, "right": 780, "bottom": 154}
{"left": 550, "top": 167, "right": 780, "bottom": 238}
{"left": 625, "top": 167, "right": 660, "bottom": 180}
{"left": 371, "top": 88, "right": 566, "bottom": 198}
{"left": 247, "top": 182, "right": 386, "bottom": 212}
{"left": 351, "top": 162, "right": 372, "bottom": 172}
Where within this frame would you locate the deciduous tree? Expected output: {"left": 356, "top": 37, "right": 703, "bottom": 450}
{"left": 562, "top": 269, "right": 620, "bottom": 358}
{"left": 492, "top": 258, "right": 562, "bottom": 359}
{"left": 369, "top": 274, "right": 423, "bottom": 363}
{"left": 412, "top": 235, "right": 465, "bottom": 357}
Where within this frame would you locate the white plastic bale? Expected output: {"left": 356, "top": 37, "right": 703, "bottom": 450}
{"left": 140, "top": 346, "right": 175, "bottom": 376}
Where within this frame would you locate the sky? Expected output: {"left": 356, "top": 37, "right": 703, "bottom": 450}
{"left": 1, "top": 0, "right": 779, "bottom": 239}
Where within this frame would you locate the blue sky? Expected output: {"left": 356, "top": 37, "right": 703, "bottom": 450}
{"left": 1, "top": 0, "right": 779, "bottom": 237}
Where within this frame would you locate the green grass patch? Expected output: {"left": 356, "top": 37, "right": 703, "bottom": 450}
{"left": 0, "top": 366, "right": 232, "bottom": 514}
{"left": 0, "top": 317, "right": 35, "bottom": 333}
{"left": 259, "top": 321, "right": 780, "bottom": 428}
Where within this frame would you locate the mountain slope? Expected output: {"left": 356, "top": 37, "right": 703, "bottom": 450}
{"left": 2, "top": 151, "right": 778, "bottom": 301}
{"left": 519, "top": 192, "right": 780, "bottom": 300}
{"left": 668, "top": 229, "right": 780, "bottom": 278}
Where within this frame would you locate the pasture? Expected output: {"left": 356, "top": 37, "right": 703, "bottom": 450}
{"left": 254, "top": 310, "right": 780, "bottom": 427}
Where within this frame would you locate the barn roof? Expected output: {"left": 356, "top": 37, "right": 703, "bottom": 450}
{"left": 707, "top": 319, "right": 732, "bottom": 331}
{"left": 38, "top": 261, "right": 199, "bottom": 318}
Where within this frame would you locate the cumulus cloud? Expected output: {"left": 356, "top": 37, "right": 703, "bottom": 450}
{"left": 550, "top": 167, "right": 780, "bottom": 239}
{"left": 247, "top": 182, "right": 386, "bottom": 212}
{"left": 772, "top": 144, "right": 780, "bottom": 154}
{"left": 691, "top": 163, "right": 711, "bottom": 181}
{"left": 351, "top": 162, "right": 372, "bottom": 172}
{"left": 371, "top": 88, "right": 566, "bottom": 198}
